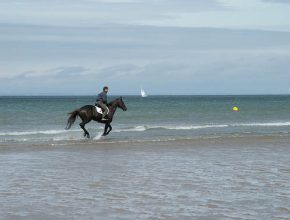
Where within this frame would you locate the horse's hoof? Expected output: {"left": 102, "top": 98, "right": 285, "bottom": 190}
{"left": 83, "top": 133, "right": 90, "bottom": 138}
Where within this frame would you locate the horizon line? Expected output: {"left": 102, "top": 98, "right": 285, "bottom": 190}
{"left": 0, "top": 93, "right": 289, "bottom": 97}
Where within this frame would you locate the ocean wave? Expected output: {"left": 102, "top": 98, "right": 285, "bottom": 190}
{"left": 1, "top": 121, "right": 290, "bottom": 138}
{"left": 114, "top": 126, "right": 148, "bottom": 132}
{"left": 114, "top": 121, "right": 290, "bottom": 132}
{"left": 2, "top": 132, "right": 290, "bottom": 146}
{"left": 0, "top": 129, "right": 80, "bottom": 136}
{"left": 114, "top": 124, "right": 229, "bottom": 132}
{"left": 160, "top": 125, "right": 229, "bottom": 130}
{"left": 234, "top": 122, "right": 290, "bottom": 127}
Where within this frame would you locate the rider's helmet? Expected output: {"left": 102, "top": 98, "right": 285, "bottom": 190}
{"left": 103, "top": 86, "right": 109, "bottom": 92}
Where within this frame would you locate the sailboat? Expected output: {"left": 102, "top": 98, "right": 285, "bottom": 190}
{"left": 141, "top": 88, "right": 147, "bottom": 97}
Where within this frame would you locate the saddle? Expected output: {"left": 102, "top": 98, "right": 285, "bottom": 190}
{"left": 95, "top": 105, "right": 109, "bottom": 115}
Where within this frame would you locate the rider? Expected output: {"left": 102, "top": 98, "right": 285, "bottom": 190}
{"left": 95, "top": 86, "right": 109, "bottom": 120}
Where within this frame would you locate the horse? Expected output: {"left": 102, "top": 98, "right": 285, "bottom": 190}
{"left": 65, "top": 97, "right": 127, "bottom": 138}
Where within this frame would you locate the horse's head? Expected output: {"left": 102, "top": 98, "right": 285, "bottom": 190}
{"left": 117, "top": 97, "right": 127, "bottom": 111}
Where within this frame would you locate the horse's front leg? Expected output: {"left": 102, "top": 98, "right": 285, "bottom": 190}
{"left": 102, "top": 124, "right": 109, "bottom": 136}
{"left": 105, "top": 124, "right": 112, "bottom": 136}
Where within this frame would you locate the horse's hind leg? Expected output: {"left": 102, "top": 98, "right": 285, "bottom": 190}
{"left": 80, "top": 120, "right": 91, "bottom": 138}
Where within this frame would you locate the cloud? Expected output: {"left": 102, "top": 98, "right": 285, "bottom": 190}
{"left": 86, "top": 0, "right": 139, "bottom": 3}
{"left": 1, "top": 24, "right": 290, "bottom": 95}
{"left": 1, "top": 1, "right": 290, "bottom": 95}
{"left": 262, "top": 0, "right": 290, "bottom": 4}
{"left": 0, "top": 66, "right": 89, "bottom": 80}
{"left": 3, "top": 49, "right": 289, "bottom": 95}
{"left": 0, "top": 0, "right": 226, "bottom": 27}
{"left": 1, "top": 0, "right": 290, "bottom": 31}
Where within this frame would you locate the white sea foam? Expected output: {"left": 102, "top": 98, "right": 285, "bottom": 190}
{"left": 155, "top": 125, "right": 229, "bottom": 130}
{"left": 1, "top": 121, "right": 290, "bottom": 140}
{"left": 0, "top": 129, "right": 80, "bottom": 136}
{"left": 234, "top": 122, "right": 290, "bottom": 127}
{"left": 114, "top": 124, "right": 229, "bottom": 132}
{"left": 114, "top": 121, "right": 290, "bottom": 133}
{"left": 114, "top": 126, "right": 147, "bottom": 132}
{"left": 93, "top": 132, "right": 103, "bottom": 140}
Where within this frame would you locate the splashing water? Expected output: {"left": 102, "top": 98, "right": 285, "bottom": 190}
{"left": 93, "top": 132, "right": 103, "bottom": 140}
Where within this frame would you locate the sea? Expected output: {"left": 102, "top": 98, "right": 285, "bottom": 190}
{"left": 1, "top": 95, "right": 290, "bottom": 144}
{"left": 0, "top": 95, "right": 290, "bottom": 219}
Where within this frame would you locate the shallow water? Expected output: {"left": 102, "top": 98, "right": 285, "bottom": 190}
{"left": 0, "top": 137, "right": 289, "bottom": 219}
{"left": 1, "top": 95, "right": 290, "bottom": 144}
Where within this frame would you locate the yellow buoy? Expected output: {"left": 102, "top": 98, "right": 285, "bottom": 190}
{"left": 232, "top": 106, "right": 239, "bottom": 112}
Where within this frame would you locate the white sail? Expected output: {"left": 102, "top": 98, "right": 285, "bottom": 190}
{"left": 141, "top": 88, "right": 147, "bottom": 97}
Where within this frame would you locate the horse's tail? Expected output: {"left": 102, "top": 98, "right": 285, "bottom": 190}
{"left": 65, "top": 109, "right": 79, "bottom": 130}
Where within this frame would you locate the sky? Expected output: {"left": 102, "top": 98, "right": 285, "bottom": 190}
{"left": 1, "top": 0, "right": 290, "bottom": 95}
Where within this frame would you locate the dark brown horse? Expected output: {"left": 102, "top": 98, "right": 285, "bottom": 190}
{"left": 65, "top": 97, "right": 127, "bottom": 138}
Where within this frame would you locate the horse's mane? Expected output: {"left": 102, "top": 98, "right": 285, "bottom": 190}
{"left": 108, "top": 97, "right": 121, "bottom": 106}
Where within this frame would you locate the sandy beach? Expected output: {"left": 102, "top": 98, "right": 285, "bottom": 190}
{"left": 0, "top": 136, "right": 289, "bottom": 220}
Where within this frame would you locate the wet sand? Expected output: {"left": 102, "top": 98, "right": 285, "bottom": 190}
{"left": 0, "top": 136, "right": 290, "bottom": 219}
